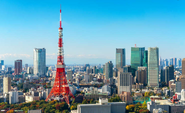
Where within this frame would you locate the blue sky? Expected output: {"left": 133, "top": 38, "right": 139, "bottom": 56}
{"left": 0, "top": 0, "right": 185, "bottom": 65}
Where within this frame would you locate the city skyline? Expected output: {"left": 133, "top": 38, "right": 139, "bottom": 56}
{"left": 1, "top": 0, "right": 185, "bottom": 65}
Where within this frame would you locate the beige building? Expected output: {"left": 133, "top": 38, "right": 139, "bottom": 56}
{"left": 25, "top": 95, "right": 40, "bottom": 103}
{"left": 3, "top": 77, "right": 11, "bottom": 94}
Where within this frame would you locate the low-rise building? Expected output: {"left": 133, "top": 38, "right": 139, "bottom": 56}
{"left": 77, "top": 98, "right": 126, "bottom": 113}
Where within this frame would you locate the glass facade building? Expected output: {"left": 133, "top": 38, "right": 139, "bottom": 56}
{"left": 105, "top": 61, "right": 113, "bottom": 79}
{"left": 1, "top": 60, "right": 4, "bottom": 65}
{"left": 33, "top": 48, "right": 46, "bottom": 76}
{"left": 148, "top": 47, "right": 159, "bottom": 87}
{"left": 165, "top": 65, "right": 174, "bottom": 85}
{"left": 131, "top": 47, "right": 145, "bottom": 76}
{"left": 116, "top": 48, "right": 125, "bottom": 69}
{"left": 143, "top": 50, "right": 148, "bottom": 67}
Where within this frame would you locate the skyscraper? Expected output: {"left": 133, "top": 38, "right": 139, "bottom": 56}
{"left": 135, "top": 67, "right": 147, "bottom": 86}
{"left": 131, "top": 47, "right": 145, "bottom": 77}
{"left": 182, "top": 58, "right": 185, "bottom": 75}
{"left": 1, "top": 60, "right": 4, "bottom": 65}
{"left": 173, "top": 58, "right": 177, "bottom": 67}
{"left": 33, "top": 48, "right": 46, "bottom": 76}
{"left": 177, "top": 58, "right": 182, "bottom": 67}
{"left": 163, "top": 59, "right": 169, "bottom": 67}
{"left": 67, "top": 69, "right": 73, "bottom": 83}
{"left": 3, "top": 77, "right": 11, "bottom": 94}
{"left": 118, "top": 71, "right": 132, "bottom": 94}
{"left": 116, "top": 48, "right": 125, "bottom": 69}
{"left": 105, "top": 61, "right": 113, "bottom": 80}
{"left": 84, "top": 64, "right": 90, "bottom": 71}
{"left": 25, "top": 64, "right": 28, "bottom": 71}
{"left": 143, "top": 50, "right": 148, "bottom": 67}
{"left": 179, "top": 58, "right": 185, "bottom": 89}
{"left": 169, "top": 58, "right": 173, "bottom": 65}
{"left": 14, "top": 60, "right": 22, "bottom": 75}
{"left": 165, "top": 65, "right": 174, "bottom": 85}
{"left": 148, "top": 47, "right": 159, "bottom": 87}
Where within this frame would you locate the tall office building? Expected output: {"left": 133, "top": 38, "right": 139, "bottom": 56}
{"left": 3, "top": 77, "right": 11, "bottom": 94}
{"left": 84, "top": 64, "right": 90, "bottom": 71}
{"left": 93, "top": 66, "right": 97, "bottom": 74}
{"left": 131, "top": 47, "right": 145, "bottom": 77}
{"left": 165, "top": 65, "right": 174, "bottom": 86}
{"left": 169, "top": 58, "right": 173, "bottom": 66}
{"left": 118, "top": 71, "right": 132, "bottom": 94}
{"left": 116, "top": 48, "right": 125, "bottom": 69}
{"left": 159, "top": 57, "right": 163, "bottom": 70}
{"left": 180, "top": 58, "right": 185, "bottom": 89}
{"left": 25, "top": 64, "right": 28, "bottom": 71}
{"left": 163, "top": 59, "right": 169, "bottom": 67}
{"left": 67, "top": 69, "right": 73, "bottom": 83}
{"left": 1, "top": 60, "right": 4, "bottom": 65}
{"left": 148, "top": 47, "right": 159, "bottom": 87}
{"left": 105, "top": 61, "right": 113, "bottom": 80}
{"left": 135, "top": 67, "right": 147, "bottom": 86}
{"left": 173, "top": 58, "right": 177, "bottom": 67}
{"left": 176, "top": 81, "right": 181, "bottom": 93}
{"left": 33, "top": 48, "right": 46, "bottom": 76}
{"left": 160, "top": 69, "right": 165, "bottom": 83}
{"left": 143, "top": 50, "right": 148, "bottom": 67}
{"left": 177, "top": 58, "right": 182, "bottom": 67}
{"left": 9, "top": 91, "right": 18, "bottom": 104}
{"left": 182, "top": 58, "right": 185, "bottom": 75}
{"left": 14, "top": 60, "right": 22, "bottom": 75}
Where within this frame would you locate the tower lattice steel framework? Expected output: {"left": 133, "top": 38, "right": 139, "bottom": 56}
{"left": 45, "top": 8, "right": 74, "bottom": 105}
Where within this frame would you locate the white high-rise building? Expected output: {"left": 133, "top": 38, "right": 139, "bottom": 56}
{"left": 3, "top": 77, "right": 11, "bottom": 94}
{"left": 33, "top": 48, "right": 46, "bottom": 76}
{"left": 148, "top": 47, "right": 159, "bottom": 87}
{"left": 67, "top": 69, "right": 73, "bottom": 83}
{"left": 9, "top": 91, "right": 18, "bottom": 104}
{"left": 181, "top": 89, "right": 185, "bottom": 101}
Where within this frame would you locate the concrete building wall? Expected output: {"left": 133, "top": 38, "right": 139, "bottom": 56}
{"left": 78, "top": 105, "right": 111, "bottom": 113}
{"left": 3, "top": 77, "right": 11, "bottom": 94}
{"left": 111, "top": 103, "right": 126, "bottom": 113}
{"left": 118, "top": 72, "right": 132, "bottom": 94}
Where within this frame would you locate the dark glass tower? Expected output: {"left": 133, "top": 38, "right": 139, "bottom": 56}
{"left": 116, "top": 48, "right": 125, "bottom": 69}
{"left": 131, "top": 47, "right": 145, "bottom": 76}
{"left": 143, "top": 50, "right": 148, "bottom": 67}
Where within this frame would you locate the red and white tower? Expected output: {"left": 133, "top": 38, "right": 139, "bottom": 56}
{"left": 45, "top": 8, "right": 74, "bottom": 106}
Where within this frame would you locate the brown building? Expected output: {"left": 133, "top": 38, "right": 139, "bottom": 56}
{"left": 179, "top": 75, "right": 185, "bottom": 89}
{"left": 14, "top": 60, "right": 22, "bottom": 75}
{"left": 135, "top": 67, "right": 147, "bottom": 86}
{"left": 179, "top": 58, "right": 185, "bottom": 89}
{"left": 182, "top": 58, "right": 185, "bottom": 75}
{"left": 118, "top": 91, "right": 133, "bottom": 104}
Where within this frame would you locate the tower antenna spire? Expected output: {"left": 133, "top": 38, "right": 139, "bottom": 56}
{"left": 60, "top": 5, "right": 62, "bottom": 28}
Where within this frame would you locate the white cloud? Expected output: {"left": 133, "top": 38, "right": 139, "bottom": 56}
{"left": 0, "top": 53, "right": 31, "bottom": 59}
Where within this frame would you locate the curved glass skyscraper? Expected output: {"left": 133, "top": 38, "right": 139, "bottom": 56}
{"left": 33, "top": 48, "right": 46, "bottom": 76}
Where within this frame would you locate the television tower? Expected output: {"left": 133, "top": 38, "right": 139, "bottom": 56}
{"left": 45, "top": 8, "right": 74, "bottom": 106}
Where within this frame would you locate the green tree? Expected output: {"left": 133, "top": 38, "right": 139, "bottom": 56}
{"left": 82, "top": 99, "right": 88, "bottom": 104}
{"left": 21, "top": 106, "right": 29, "bottom": 113}
{"left": 62, "top": 110, "right": 69, "bottom": 113}
{"left": 142, "top": 101, "right": 147, "bottom": 110}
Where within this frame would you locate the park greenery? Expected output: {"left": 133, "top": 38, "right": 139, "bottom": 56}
{"left": 0, "top": 100, "right": 70, "bottom": 113}
{"left": 126, "top": 101, "right": 149, "bottom": 113}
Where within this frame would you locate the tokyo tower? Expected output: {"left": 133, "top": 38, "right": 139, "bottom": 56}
{"left": 45, "top": 8, "right": 74, "bottom": 106}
